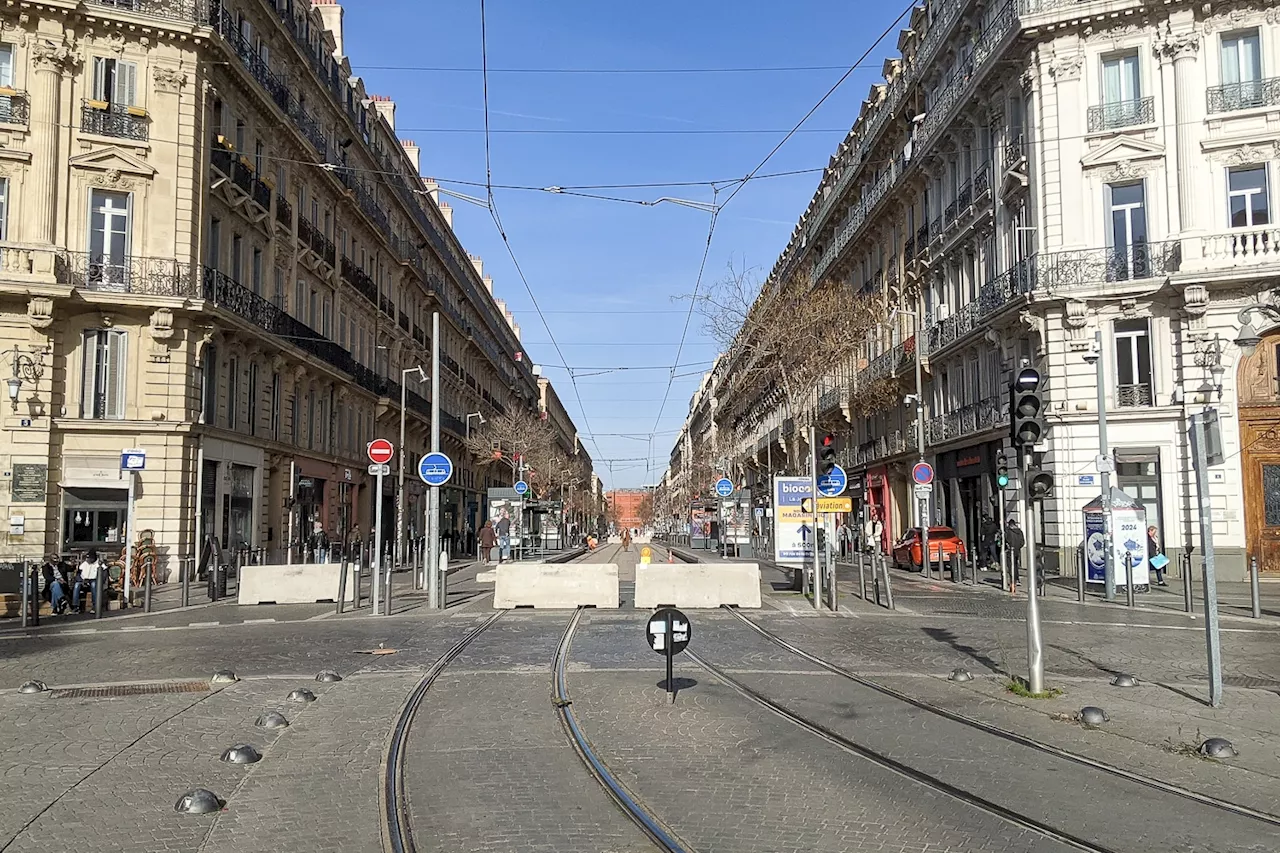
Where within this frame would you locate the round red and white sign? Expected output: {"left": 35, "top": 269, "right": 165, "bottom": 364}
{"left": 367, "top": 439, "right": 395, "bottom": 465}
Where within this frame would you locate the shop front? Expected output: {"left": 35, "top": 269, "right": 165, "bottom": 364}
{"left": 866, "top": 468, "right": 890, "bottom": 553}
{"left": 60, "top": 454, "right": 130, "bottom": 557}
{"left": 199, "top": 438, "right": 265, "bottom": 555}
{"left": 937, "top": 442, "right": 998, "bottom": 549}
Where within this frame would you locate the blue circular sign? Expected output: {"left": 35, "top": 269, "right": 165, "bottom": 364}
{"left": 514, "top": 480, "right": 529, "bottom": 496}
{"left": 817, "top": 464, "right": 847, "bottom": 498}
{"left": 912, "top": 461, "right": 934, "bottom": 485}
{"left": 714, "top": 478, "right": 734, "bottom": 498}
{"left": 417, "top": 452, "right": 454, "bottom": 487}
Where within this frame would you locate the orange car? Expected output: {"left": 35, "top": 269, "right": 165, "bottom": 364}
{"left": 892, "top": 526, "right": 967, "bottom": 570}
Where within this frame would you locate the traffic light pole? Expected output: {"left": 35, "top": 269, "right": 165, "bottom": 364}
{"left": 914, "top": 301, "right": 929, "bottom": 580}
{"left": 997, "top": 486, "right": 1009, "bottom": 592}
{"left": 1023, "top": 447, "right": 1044, "bottom": 694}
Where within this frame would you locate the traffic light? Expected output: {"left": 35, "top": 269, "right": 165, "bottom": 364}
{"left": 996, "top": 449, "right": 1012, "bottom": 489}
{"left": 1026, "top": 467, "right": 1054, "bottom": 501}
{"left": 818, "top": 432, "right": 837, "bottom": 477}
{"left": 1010, "top": 366, "right": 1047, "bottom": 449}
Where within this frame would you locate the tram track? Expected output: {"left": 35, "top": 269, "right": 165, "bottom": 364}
{"left": 721, "top": 605, "right": 1280, "bottom": 830}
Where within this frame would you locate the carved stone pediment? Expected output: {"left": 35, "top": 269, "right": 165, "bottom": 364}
{"left": 69, "top": 146, "right": 157, "bottom": 179}
{"left": 1081, "top": 135, "right": 1166, "bottom": 171}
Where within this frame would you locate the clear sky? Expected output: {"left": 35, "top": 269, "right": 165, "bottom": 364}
{"left": 341, "top": 0, "right": 910, "bottom": 488}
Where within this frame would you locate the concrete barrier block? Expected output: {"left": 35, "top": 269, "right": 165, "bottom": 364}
{"left": 238, "top": 563, "right": 342, "bottom": 605}
{"left": 635, "top": 563, "right": 762, "bottom": 609}
{"left": 475, "top": 570, "right": 497, "bottom": 584}
{"left": 494, "top": 563, "right": 618, "bottom": 609}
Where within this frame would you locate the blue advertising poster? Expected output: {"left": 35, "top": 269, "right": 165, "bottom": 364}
{"left": 773, "top": 476, "right": 813, "bottom": 565}
{"left": 1084, "top": 509, "right": 1107, "bottom": 583}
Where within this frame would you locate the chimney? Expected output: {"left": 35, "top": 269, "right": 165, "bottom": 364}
{"left": 370, "top": 94, "right": 395, "bottom": 130}
{"left": 438, "top": 201, "right": 452, "bottom": 228}
{"left": 469, "top": 254, "right": 484, "bottom": 278}
{"left": 312, "top": 0, "right": 344, "bottom": 56}
{"left": 495, "top": 298, "right": 506, "bottom": 316}
{"left": 511, "top": 321, "right": 521, "bottom": 341}
{"left": 401, "top": 139, "right": 420, "bottom": 172}
{"left": 482, "top": 275, "right": 494, "bottom": 295}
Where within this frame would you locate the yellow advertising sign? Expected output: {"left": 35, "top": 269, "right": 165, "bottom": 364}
{"left": 640, "top": 545, "right": 652, "bottom": 564}
{"left": 802, "top": 497, "right": 853, "bottom": 513}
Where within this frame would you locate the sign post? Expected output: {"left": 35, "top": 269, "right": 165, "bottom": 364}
{"left": 912, "top": 461, "right": 934, "bottom": 578}
{"left": 367, "top": 440, "right": 394, "bottom": 615}
{"left": 418, "top": 452, "right": 455, "bottom": 607}
{"left": 1190, "top": 412, "right": 1224, "bottom": 707}
{"left": 119, "top": 449, "right": 146, "bottom": 609}
{"left": 646, "top": 607, "right": 691, "bottom": 703}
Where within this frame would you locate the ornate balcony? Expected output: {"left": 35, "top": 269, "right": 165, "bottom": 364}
{"left": 84, "top": 0, "right": 204, "bottom": 22}
{"left": 1087, "top": 97, "right": 1155, "bottom": 133}
{"left": 0, "top": 90, "right": 29, "bottom": 126}
{"left": 1194, "top": 225, "right": 1280, "bottom": 268}
{"left": 1002, "top": 133, "right": 1026, "bottom": 174}
{"left": 973, "top": 164, "right": 991, "bottom": 198}
{"left": 1035, "top": 240, "right": 1181, "bottom": 288}
{"left": 62, "top": 252, "right": 197, "bottom": 297}
{"left": 275, "top": 195, "right": 292, "bottom": 229}
{"left": 81, "top": 101, "right": 148, "bottom": 141}
{"left": 1116, "top": 383, "right": 1153, "bottom": 408}
{"left": 925, "top": 395, "right": 1007, "bottom": 446}
{"left": 1206, "top": 77, "right": 1280, "bottom": 114}
{"left": 341, "top": 257, "right": 379, "bottom": 306}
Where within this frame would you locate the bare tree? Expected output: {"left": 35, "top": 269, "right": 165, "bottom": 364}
{"left": 464, "top": 410, "right": 575, "bottom": 499}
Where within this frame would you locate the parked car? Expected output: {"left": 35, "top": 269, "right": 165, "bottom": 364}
{"left": 892, "top": 526, "right": 967, "bottom": 570}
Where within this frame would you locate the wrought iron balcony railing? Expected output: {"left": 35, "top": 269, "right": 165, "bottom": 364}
{"left": 84, "top": 0, "right": 205, "bottom": 21}
{"left": 1003, "top": 133, "right": 1026, "bottom": 173}
{"left": 1035, "top": 240, "right": 1181, "bottom": 288}
{"left": 275, "top": 195, "right": 293, "bottom": 229}
{"left": 340, "top": 257, "right": 379, "bottom": 306}
{"left": 1087, "top": 96, "right": 1155, "bottom": 133}
{"left": 0, "top": 91, "right": 29, "bottom": 125}
{"left": 973, "top": 164, "right": 991, "bottom": 198}
{"left": 1207, "top": 77, "right": 1280, "bottom": 114}
{"left": 925, "top": 395, "right": 1008, "bottom": 446}
{"left": 81, "top": 101, "right": 149, "bottom": 141}
{"left": 398, "top": 310, "right": 410, "bottom": 333}
{"left": 62, "top": 252, "right": 197, "bottom": 297}
{"left": 1116, "top": 383, "right": 1153, "bottom": 408}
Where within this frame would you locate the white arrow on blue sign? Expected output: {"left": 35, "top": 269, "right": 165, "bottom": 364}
{"left": 514, "top": 480, "right": 529, "bottom": 496}
{"left": 714, "top": 477, "right": 734, "bottom": 497}
{"left": 816, "top": 464, "right": 847, "bottom": 498}
{"left": 417, "top": 452, "right": 454, "bottom": 487}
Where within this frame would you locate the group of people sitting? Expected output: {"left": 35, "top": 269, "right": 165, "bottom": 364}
{"left": 40, "top": 550, "right": 107, "bottom": 616}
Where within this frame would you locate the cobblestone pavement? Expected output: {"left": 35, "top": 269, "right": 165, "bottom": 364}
{"left": 689, "top": 616, "right": 1277, "bottom": 852}
{"left": 405, "top": 615, "right": 653, "bottom": 853}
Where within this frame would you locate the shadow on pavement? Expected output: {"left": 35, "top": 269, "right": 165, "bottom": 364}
{"left": 921, "top": 626, "right": 1006, "bottom": 676}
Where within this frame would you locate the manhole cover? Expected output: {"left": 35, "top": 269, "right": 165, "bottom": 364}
{"left": 50, "top": 681, "right": 210, "bottom": 699}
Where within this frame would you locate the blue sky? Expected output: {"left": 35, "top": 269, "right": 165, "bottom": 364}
{"left": 342, "top": 0, "right": 909, "bottom": 487}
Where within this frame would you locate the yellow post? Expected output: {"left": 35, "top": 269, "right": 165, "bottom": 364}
{"left": 640, "top": 546, "right": 652, "bottom": 564}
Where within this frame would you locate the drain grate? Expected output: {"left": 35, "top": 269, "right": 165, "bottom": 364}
{"left": 1223, "top": 675, "right": 1280, "bottom": 691}
{"left": 49, "top": 681, "right": 211, "bottom": 699}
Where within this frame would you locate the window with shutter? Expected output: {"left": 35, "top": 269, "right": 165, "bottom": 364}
{"left": 0, "top": 177, "right": 8, "bottom": 241}
{"left": 81, "top": 330, "right": 127, "bottom": 419}
{"left": 248, "top": 362, "right": 258, "bottom": 436}
{"left": 115, "top": 60, "right": 137, "bottom": 107}
{"left": 0, "top": 44, "right": 13, "bottom": 87}
{"left": 227, "top": 356, "right": 239, "bottom": 429}
{"left": 201, "top": 343, "right": 218, "bottom": 424}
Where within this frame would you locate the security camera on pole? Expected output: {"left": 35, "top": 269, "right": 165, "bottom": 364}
{"left": 1010, "top": 364, "right": 1054, "bottom": 694}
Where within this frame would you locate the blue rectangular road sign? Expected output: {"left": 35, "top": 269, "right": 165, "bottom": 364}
{"left": 773, "top": 476, "right": 813, "bottom": 566}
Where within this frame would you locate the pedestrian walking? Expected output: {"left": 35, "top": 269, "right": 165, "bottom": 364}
{"left": 1004, "top": 517, "right": 1025, "bottom": 592}
{"left": 1147, "top": 526, "right": 1168, "bottom": 586}
{"left": 496, "top": 511, "right": 512, "bottom": 563}
{"left": 478, "top": 520, "right": 497, "bottom": 565}
{"left": 980, "top": 514, "right": 1001, "bottom": 570}
{"left": 621, "top": 528, "right": 632, "bottom": 550}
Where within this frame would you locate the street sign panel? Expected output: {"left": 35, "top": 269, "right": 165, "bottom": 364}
{"left": 772, "top": 476, "right": 812, "bottom": 565}
{"left": 120, "top": 448, "right": 146, "bottom": 471}
{"left": 368, "top": 463, "right": 391, "bottom": 476}
{"left": 816, "top": 464, "right": 847, "bottom": 497}
{"left": 514, "top": 480, "right": 529, "bottom": 496}
{"left": 417, "top": 452, "right": 454, "bottom": 487}
{"left": 714, "top": 477, "right": 734, "bottom": 498}
{"left": 914, "top": 483, "right": 932, "bottom": 497}
{"left": 367, "top": 438, "right": 395, "bottom": 465}
{"left": 817, "top": 497, "right": 853, "bottom": 513}
{"left": 647, "top": 607, "right": 691, "bottom": 655}
{"left": 911, "top": 461, "right": 934, "bottom": 485}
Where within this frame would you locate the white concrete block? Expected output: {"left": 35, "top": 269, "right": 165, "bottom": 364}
{"left": 238, "top": 563, "right": 343, "bottom": 605}
{"left": 494, "top": 563, "right": 618, "bottom": 609}
{"left": 475, "top": 570, "right": 497, "bottom": 584}
{"left": 634, "top": 563, "right": 762, "bottom": 609}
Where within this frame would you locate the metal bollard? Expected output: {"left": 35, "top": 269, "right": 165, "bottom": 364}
{"left": 180, "top": 556, "right": 190, "bottom": 608}
{"left": 1182, "top": 552, "right": 1193, "bottom": 614}
{"left": 881, "top": 555, "right": 895, "bottom": 610}
{"left": 336, "top": 555, "right": 349, "bottom": 615}
{"left": 94, "top": 568, "right": 104, "bottom": 619}
{"left": 1250, "top": 554, "right": 1262, "bottom": 619}
{"left": 143, "top": 553, "right": 153, "bottom": 613}
{"left": 951, "top": 553, "right": 961, "bottom": 583}
{"left": 19, "top": 559, "right": 31, "bottom": 629}
{"left": 858, "top": 552, "right": 867, "bottom": 600}
{"left": 1077, "top": 549, "right": 1086, "bottom": 603}
{"left": 1125, "top": 552, "right": 1135, "bottom": 608}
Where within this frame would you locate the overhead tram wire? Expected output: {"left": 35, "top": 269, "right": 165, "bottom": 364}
{"left": 357, "top": 62, "right": 888, "bottom": 75}
{"left": 476, "top": 0, "right": 609, "bottom": 477}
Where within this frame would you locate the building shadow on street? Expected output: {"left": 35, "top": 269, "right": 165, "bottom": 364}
{"left": 920, "top": 626, "right": 1006, "bottom": 676}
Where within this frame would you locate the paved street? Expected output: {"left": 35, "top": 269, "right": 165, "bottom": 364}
{"left": 3, "top": 546, "right": 1277, "bottom": 852}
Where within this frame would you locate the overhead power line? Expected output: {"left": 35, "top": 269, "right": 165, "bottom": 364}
{"left": 358, "top": 63, "right": 885, "bottom": 75}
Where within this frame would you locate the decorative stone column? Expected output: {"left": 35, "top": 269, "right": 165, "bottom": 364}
{"left": 26, "top": 36, "right": 77, "bottom": 245}
{"left": 1157, "top": 31, "right": 1201, "bottom": 234}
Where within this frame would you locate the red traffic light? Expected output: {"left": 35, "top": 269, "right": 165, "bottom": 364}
{"left": 822, "top": 434, "right": 835, "bottom": 448}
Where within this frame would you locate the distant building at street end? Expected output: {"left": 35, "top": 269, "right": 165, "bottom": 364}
{"left": 607, "top": 489, "right": 651, "bottom": 530}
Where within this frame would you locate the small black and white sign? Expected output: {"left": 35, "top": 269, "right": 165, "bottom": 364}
{"left": 646, "top": 607, "right": 691, "bottom": 656}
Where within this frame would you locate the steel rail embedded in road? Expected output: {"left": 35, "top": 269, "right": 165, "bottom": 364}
{"left": 381, "top": 609, "right": 505, "bottom": 853}
{"left": 723, "top": 606, "right": 1280, "bottom": 830}
{"left": 686, "top": 648, "right": 1121, "bottom": 853}
{"left": 553, "top": 607, "right": 693, "bottom": 853}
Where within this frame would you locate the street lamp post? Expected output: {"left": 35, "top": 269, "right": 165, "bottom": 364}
{"left": 465, "top": 412, "right": 485, "bottom": 441}
{"left": 397, "top": 366, "right": 427, "bottom": 588}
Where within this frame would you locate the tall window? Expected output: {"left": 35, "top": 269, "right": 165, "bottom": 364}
{"left": 0, "top": 44, "right": 16, "bottom": 124}
{"left": 1220, "top": 30, "right": 1263, "bottom": 110}
{"left": 208, "top": 217, "right": 221, "bottom": 270}
{"left": 251, "top": 248, "right": 263, "bottom": 294}
{"left": 0, "top": 177, "right": 8, "bottom": 241}
{"left": 91, "top": 57, "right": 137, "bottom": 106}
{"left": 248, "top": 362, "right": 259, "bottom": 436}
{"left": 1106, "top": 182, "right": 1148, "bottom": 280}
{"left": 1096, "top": 51, "right": 1146, "bottom": 130}
{"left": 227, "top": 356, "right": 240, "bottom": 429}
{"left": 1228, "top": 165, "right": 1270, "bottom": 228}
{"left": 1114, "top": 319, "right": 1153, "bottom": 407}
{"left": 290, "top": 391, "right": 300, "bottom": 443}
{"left": 270, "top": 372, "right": 281, "bottom": 439}
{"left": 81, "top": 329, "right": 127, "bottom": 419}
{"left": 231, "top": 233, "right": 243, "bottom": 283}
{"left": 88, "top": 190, "right": 132, "bottom": 289}
{"left": 201, "top": 343, "right": 218, "bottom": 424}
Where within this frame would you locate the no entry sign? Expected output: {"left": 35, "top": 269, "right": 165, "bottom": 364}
{"left": 367, "top": 439, "right": 394, "bottom": 465}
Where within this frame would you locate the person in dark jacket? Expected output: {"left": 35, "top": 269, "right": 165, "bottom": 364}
{"left": 478, "top": 520, "right": 497, "bottom": 565}
{"left": 1004, "top": 517, "right": 1025, "bottom": 591}
{"left": 980, "top": 514, "right": 1001, "bottom": 570}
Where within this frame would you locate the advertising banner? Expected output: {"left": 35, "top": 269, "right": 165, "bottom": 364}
{"left": 1112, "top": 505, "right": 1150, "bottom": 587}
{"left": 773, "top": 476, "right": 813, "bottom": 566}
{"left": 720, "top": 492, "right": 752, "bottom": 545}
